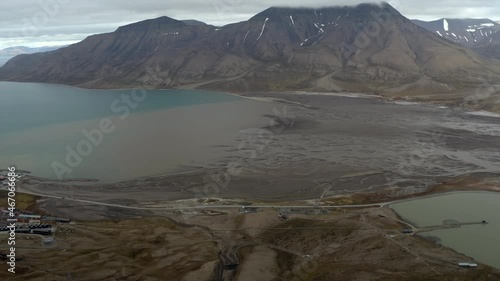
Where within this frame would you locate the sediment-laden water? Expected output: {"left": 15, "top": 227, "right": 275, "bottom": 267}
{"left": 391, "top": 192, "right": 500, "bottom": 269}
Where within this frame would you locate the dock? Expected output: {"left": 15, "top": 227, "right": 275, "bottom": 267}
{"left": 415, "top": 220, "right": 488, "bottom": 233}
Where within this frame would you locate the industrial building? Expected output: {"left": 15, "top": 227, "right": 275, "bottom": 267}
{"left": 0, "top": 209, "right": 71, "bottom": 226}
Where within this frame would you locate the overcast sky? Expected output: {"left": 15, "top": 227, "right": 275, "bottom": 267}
{"left": 0, "top": 0, "right": 498, "bottom": 49}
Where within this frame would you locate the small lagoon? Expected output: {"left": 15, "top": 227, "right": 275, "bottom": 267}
{"left": 391, "top": 192, "right": 500, "bottom": 269}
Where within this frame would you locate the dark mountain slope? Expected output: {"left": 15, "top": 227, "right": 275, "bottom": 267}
{"left": 1, "top": 3, "right": 500, "bottom": 95}
{"left": 181, "top": 19, "right": 207, "bottom": 26}
{"left": 473, "top": 30, "right": 500, "bottom": 59}
{"left": 412, "top": 18, "right": 500, "bottom": 46}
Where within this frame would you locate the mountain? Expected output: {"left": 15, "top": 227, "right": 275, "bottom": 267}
{"left": 412, "top": 18, "right": 500, "bottom": 61}
{"left": 0, "top": 45, "right": 65, "bottom": 66}
{"left": 412, "top": 18, "right": 500, "bottom": 45}
{"left": 0, "top": 57, "right": 11, "bottom": 67}
{"left": 181, "top": 19, "right": 208, "bottom": 26}
{"left": 0, "top": 45, "right": 64, "bottom": 56}
{"left": 473, "top": 30, "right": 500, "bottom": 59}
{"left": 1, "top": 3, "right": 500, "bottom": 98}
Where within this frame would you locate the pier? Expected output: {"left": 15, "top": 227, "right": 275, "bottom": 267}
{"left": 415, "top": 220, "right": 488, "bottom": 233}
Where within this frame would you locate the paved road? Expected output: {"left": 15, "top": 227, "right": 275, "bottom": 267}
{"left": 14, "top": 187, "right": 493, "bottom": 212}
{"left": 14, "top": 187, "right": 385, "bottom": 211}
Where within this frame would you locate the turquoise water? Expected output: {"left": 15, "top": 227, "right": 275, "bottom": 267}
{"left": 0, "top": 82, "right": 251, "bottom": 181}
{"left": 0, "top": 82, "right": 241, "bottom": 134}
{"left": 391, "top": 192, "right": 500, "bottom": 269}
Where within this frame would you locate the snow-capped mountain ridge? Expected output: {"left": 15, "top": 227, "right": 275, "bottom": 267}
{"left": 412, "top": 18, "right": 500, "bottom": 45}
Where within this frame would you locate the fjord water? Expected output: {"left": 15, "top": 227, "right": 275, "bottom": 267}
{"left": 0, "top": 81, "right": 241, "bottom": 134}
{"left": 0, "top": 82, "right": 274, "bottom": 181}
{"left": 2, "top": 81, "right": 500, "bottom": 185}
{"left": 391, "top": 192, "right": 500, "bottom": 269}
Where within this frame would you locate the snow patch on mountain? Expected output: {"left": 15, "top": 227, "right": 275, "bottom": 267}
{"left": 443, "top": 19, "right": 449, "bottom": 31}
{"left": 243, "top": 30, "right": 250, "bottom": 44}
{"left": 314, "top": 23, "right": 325, "bottom": 33}
{"left": 256, "top": 18, "right": 269, "bottom": 41}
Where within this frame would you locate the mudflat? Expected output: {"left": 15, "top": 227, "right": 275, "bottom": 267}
{"left": 18, "top": 92, "right": 500, "bottom": 202}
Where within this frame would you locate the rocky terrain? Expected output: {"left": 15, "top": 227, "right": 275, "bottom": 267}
{"left": 0, "top": 46, "right": 64, "bottom": 66}
{"left": 0, "top": 46, "right": 63, "bottom": 57}
{"left": 473, "top": 30, "right": 500, "bottom": 59}
{"left": 413, "top": 18, "right": 500, "bottom": 60}
{"left": 1, "top": 187, "right": 500, "bottom": 281}
{"left": 1, "top": 3, "right": 500, "bottom": 101}
{"left": 412, "top": 18, "right": 500, "bottom": 46}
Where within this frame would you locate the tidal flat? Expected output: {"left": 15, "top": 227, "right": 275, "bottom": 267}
{"left": 9, "top": 89, "right": 500, "bottom": 203}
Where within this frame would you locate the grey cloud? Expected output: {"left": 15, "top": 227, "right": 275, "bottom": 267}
{"left": 0, "top": 0, "right": 498, "bottom": 49}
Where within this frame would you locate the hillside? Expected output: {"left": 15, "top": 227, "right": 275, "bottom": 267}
{"left": 0, "top": 45, "right": 64, "bottom": 57}
{"left": 473, "top": 30, "right": 500, "bottom": 59}
{"left": 413, "top": 18, "right": 500, "bottom": 63}
{"left": 0, "top": 45, "right": 64, "bottom": 66}
{"left": 412, "top": 18, "right": 500, "bottom": 46}
{"left": 1, "top": 3, "right": 500, "bottom": 98}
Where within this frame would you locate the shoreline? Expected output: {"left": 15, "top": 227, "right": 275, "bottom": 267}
{"left": 8, "top": 174, "right": 500, "bottom": 272}
{"left": 388, "top": 191, "right": 500, "bottom": 270}
{"left": 12, "top": 171, "right": 500, "bottom": 208}
{"left": 2, "top": 80, "right": 499, "bottom": 116}
{"left": 7, "top": 182, "right": 500, "bottom": 212}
